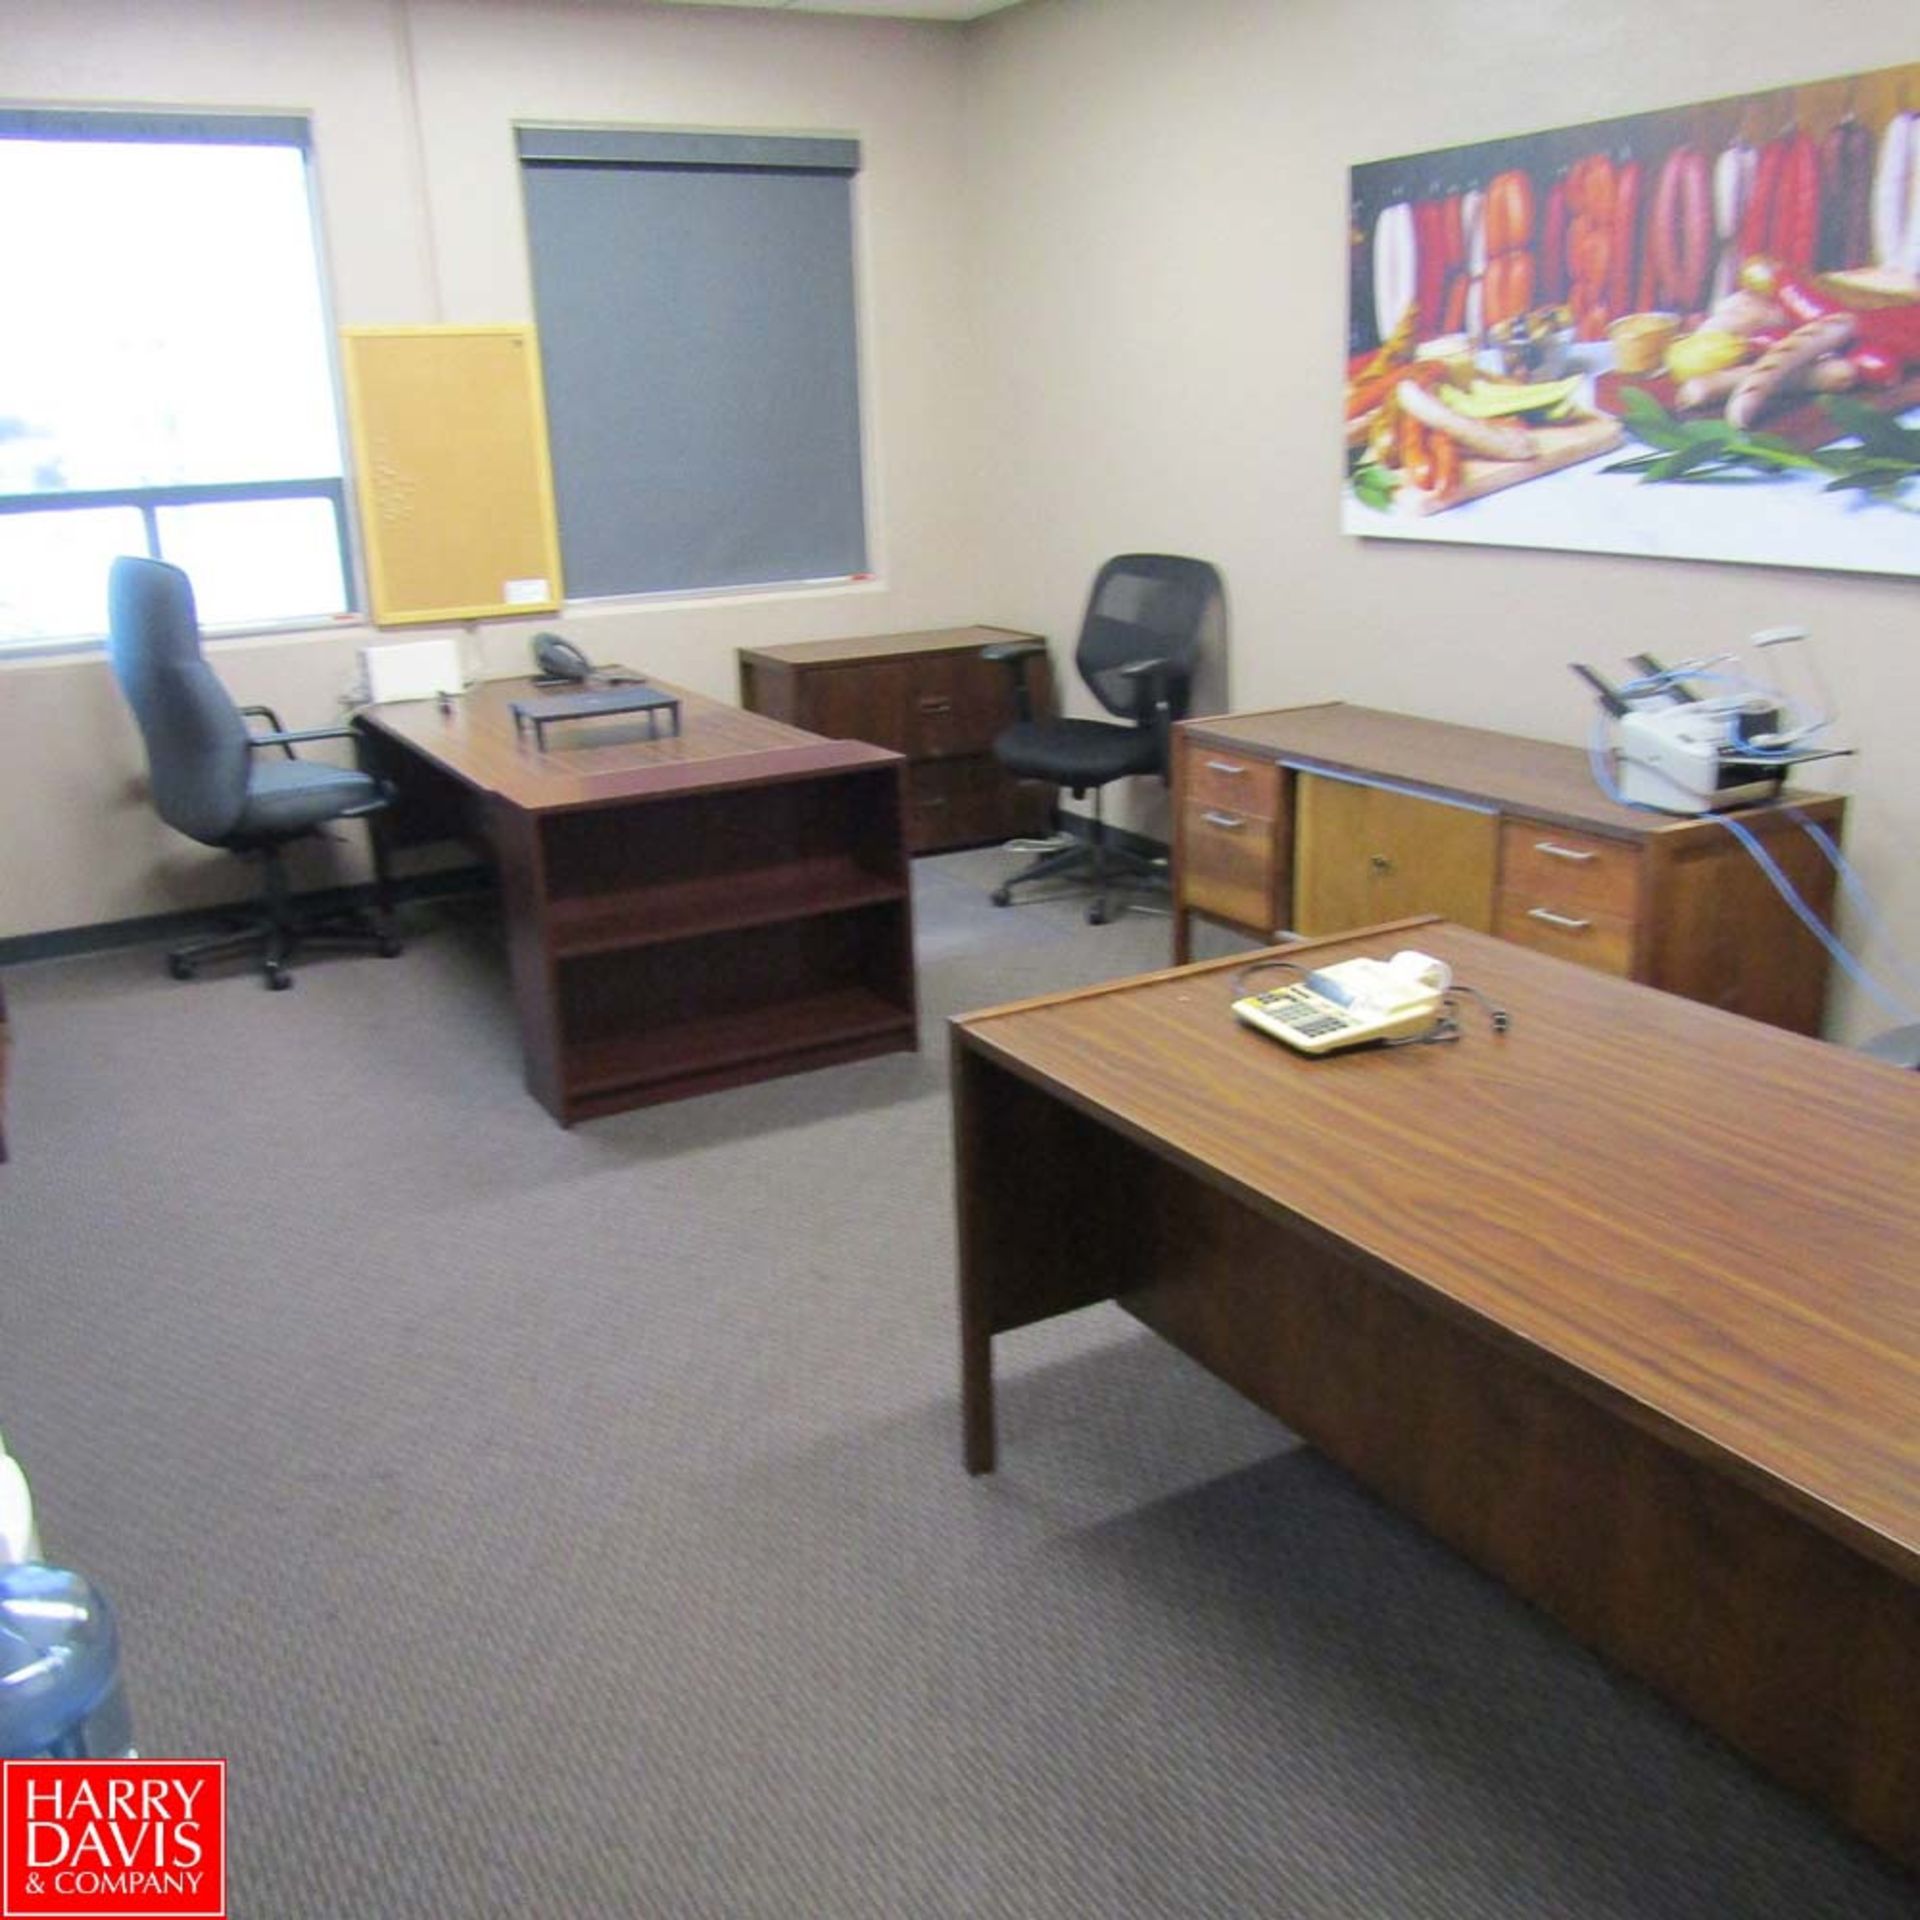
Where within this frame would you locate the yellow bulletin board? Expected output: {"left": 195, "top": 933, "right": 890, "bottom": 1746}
{"left": 341, "top": 325, "right": 565, "bottom": 627}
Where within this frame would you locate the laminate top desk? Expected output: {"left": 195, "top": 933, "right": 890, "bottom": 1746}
{"left": 356, "top": 676, "right": 916, "bottom": 1123}
{"left": 953, "top": 922, "right": 1919, "bottom": 1867}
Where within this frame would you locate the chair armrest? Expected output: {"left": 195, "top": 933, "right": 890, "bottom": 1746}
{"left": 252, "top": 724, "right": 358, "bottom": 747}
{"left": 1113, "top": 655, "right": 1189, "bottom": 776}
{"left": 982, "top": 639, "right": 1049, "bottom": 724}
{"left": 247, "top": 718, "right": 360, "bottom": 764}
{"left": 1114, "top": 654, "right": 1184, "bottom": 713}
{"left": 238, "top": 704, "right": 298, "bottom": 758}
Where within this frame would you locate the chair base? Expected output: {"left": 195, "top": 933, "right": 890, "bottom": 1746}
{"left": 989, "top": 801, "right": 1166, "bottom": 925}
{"left": 166, "top": 853, "right": 401, "bottom": 991}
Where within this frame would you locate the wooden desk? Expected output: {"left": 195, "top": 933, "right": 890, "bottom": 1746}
{"left": 1172, "top": 704, "right": 1844, "bottom": 1034}
{"left": 952, "top": 925, "right": 1919, "bottom": 1866}
{"left": 737, "top": 628, "right": 1055, "bottom": 853}
{"left": 358, "top": 677, "right": 916, "bottom": 1122}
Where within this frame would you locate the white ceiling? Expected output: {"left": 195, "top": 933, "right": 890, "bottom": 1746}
{"left": 653, "top": 1, "right": 1028, "bottom": 19}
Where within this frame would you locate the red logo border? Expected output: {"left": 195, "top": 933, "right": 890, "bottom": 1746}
{"left": 1, "top": 1760, "right": 226, "bottom": 1920}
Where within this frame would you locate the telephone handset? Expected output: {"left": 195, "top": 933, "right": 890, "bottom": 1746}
{"left": 1233, "top": 950, "right": 1450, "bottom": 1054}
{"left": 532, "top": 632, "right": 595, "bottom": 683}
{"left": 530, "top": 633, "right": 644, "bottom": 688}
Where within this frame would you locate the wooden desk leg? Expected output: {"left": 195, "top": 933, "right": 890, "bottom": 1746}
{"left": 962, "top": 1320, "right": 996, "bottom": 1476}
{"left": 952, "top": 1032, "right": 996, "bottom": 1474}
{"left": 1172, "top": 904, "right": 1192, "bottom": 966}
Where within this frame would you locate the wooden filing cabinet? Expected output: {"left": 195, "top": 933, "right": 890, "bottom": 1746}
{"left": 737, "top": 628, "right": 1055, "bottom": 853}
{"left": 1172, "top": 703, "right": 1847, "bottom": 1036}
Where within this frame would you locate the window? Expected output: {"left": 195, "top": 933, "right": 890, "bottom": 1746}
{"left": 517, "top": 128, "right": 867, "bottom": 600}
{"left": 0, "top": 110, "right": 350, "bottom": 647}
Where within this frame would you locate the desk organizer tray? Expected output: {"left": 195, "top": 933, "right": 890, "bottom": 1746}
{"left": 511, "top": 685, "right": 681, "bottom": 748}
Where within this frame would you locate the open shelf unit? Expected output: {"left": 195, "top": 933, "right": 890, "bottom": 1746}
{"left": 500, "top": 759, "right": 915, "bottom": 1121}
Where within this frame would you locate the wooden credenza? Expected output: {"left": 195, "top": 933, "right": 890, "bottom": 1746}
{"left": 737, "top": 628, "right": 1056, "bottom": 853}
{"left": 1172, "top": 703, "right": 1846, "bottom": 1034}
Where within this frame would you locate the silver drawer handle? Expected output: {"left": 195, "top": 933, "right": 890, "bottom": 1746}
{"left": 1201, "top": 810, "right": 1246, "bottom": 830}
{"left": 1534, "top": 840, "right": 1596, "bottom": 863}
{"left": 1204, "top": 759, "right": 1248, "bottom": 776}
{"left": 1527, "top": 908, "right": 1591, "bottom": 931}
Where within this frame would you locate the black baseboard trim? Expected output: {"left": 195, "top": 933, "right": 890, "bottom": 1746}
{"left": 0, "top": 867, "right": 493, "bottom": 969}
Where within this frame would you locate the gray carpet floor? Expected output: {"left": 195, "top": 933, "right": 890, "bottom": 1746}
{"left": 0, "top": 850, "right": 1910, "bottom": 1918}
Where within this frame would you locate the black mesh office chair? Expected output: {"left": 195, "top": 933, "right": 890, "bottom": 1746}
{"left": 106, "top": 556, "right": 401, "bottom": 991}
{"left": 984, "top": 553, "right": 1222, "bottom": 924}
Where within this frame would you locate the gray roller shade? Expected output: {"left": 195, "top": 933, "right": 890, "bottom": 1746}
{"left": 518, "top": 128, "right": 867, "bottom": 598}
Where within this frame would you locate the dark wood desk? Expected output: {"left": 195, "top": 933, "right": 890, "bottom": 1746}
{"left": 358, "top": 677, "right": 916, "bottom": 1122}
{"left": 953, "top": 924, "right": 1919, "bottom": 1866}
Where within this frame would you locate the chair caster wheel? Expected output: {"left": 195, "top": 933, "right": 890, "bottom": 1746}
{"left": 991, "top": 887, "right": 1012, "bottom": 908}
{"left": 1086, "top": 905, "right": 1108, "bottom": 926}
{"left": 267, "top": 965, "right": 293, "bottom": 991}
{"left": 166, "top": 956, "right": 195, "bottom": 981}
{"left": 377, "top": 933, "right": 403, "bottom": 958}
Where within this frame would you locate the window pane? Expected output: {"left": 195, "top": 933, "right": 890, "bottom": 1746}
{"left": 0, "top": 509, "right": 146, "bottom": 643}
{"left": 0, "top": 139, "right": 342, "bottom": 495}
{"left": 156, "top": 498, "right": 348, "bottom": 628}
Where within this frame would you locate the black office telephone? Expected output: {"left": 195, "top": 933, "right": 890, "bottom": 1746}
{"left": 530, "top": 633, "right": 644, "bottom": 688}
{"left": 532, "top": 632, "right": 595, "bottom": 683}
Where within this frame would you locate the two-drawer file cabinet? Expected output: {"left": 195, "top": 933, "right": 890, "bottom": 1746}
{"left": 738, "top": 628, "right": 1056, "bottom": 854}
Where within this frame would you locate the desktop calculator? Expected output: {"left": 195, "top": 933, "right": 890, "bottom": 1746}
{"left": 1231, "top": 957, "right": 1445, "bottom": 1055}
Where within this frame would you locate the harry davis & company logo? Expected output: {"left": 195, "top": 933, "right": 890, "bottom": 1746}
{"left": 2, "top": 1761, "right": 225, "bottom": 1919}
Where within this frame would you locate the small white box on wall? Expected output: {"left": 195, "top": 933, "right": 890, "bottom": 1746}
{"left": 361, "top": 638, "right": 464, "bottom": 704}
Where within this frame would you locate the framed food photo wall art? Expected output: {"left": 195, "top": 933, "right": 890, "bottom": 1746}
{"left": 1343, "top": 61, "right": 1920, "bottom": 578}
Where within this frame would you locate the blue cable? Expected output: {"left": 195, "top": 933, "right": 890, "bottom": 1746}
{"left": 1784, "top": 805, "right": 1920, "bottom": 1006}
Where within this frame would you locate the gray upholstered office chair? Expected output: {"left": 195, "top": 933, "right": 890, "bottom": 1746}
{"left": 984, "top": 553, "right": 1222, "bottom": 924}
{"left": 106, "top": 556, "right": 401, "bottom": 991}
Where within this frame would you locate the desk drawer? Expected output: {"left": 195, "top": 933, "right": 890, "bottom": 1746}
{"left": 1496, "top": 819, "right": 1638, "bottom": 977}
{"left": 1181, "top": 801, "right": 1281, "bottom": 932}
{"left": 1499, "top": 821, "right": 1639, "bottom": 919}
{"left": 1496, "top": 897, "right": 1635, "bottom": 975}
{"left": 1184, "top": 750, "right": 1280, "bottom": 820}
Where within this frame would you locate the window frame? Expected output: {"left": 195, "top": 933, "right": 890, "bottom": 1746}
{"left": 0, "top": 107, "right": 354, "bottom": 654}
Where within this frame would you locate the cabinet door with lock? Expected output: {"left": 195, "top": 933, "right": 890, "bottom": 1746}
{"left": 1293, "top": 773, "right": 1497, "bottom": 936}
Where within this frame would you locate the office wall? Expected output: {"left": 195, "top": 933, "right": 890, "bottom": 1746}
{"left": 963, "top": 0, "right": 1920, "bottom": 1042}
{"left": 0, "top": 0, "right": 977, "bottom": 933}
